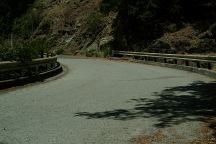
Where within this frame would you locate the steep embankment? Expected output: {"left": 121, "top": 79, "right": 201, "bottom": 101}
{"left": 0, "top": 0, "right": 116, "bottom": 55}
{"left": 31, "top": 0, "right": 113, "bottom": 54}
{"left": 1, "top": 0, "right": 216, "bottom": 55}
{"left": 114, "top": 0, "right": 216, "bottom": 54}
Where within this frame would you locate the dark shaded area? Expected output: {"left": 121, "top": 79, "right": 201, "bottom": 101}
{"left": 76, "top": 81, "right": 216, "bottom": 128}
{"left": 0, "top": 62, "right": 63, "bottom": 90}
{"left": 0, "top": 0, "right": 35, "bottom": 18}
{"left": 113, "top": 0, "right": 216, "bottom": 51}
{"left": 100, "top": 0, "right": 120, "bottom": 14}
{"left": 0, "top": 0, "right": 36, "bottom": 37}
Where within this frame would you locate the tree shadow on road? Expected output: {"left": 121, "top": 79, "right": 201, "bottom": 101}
{"left": 75, "top": 81, "right": 216, "bottom": 129}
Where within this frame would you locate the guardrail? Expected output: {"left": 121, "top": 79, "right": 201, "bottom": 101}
{"left": 0, "top": 56, "right": 62, "bottom": 89}
{"left": 112, "top": 51, "right": 216, "bottom": 79}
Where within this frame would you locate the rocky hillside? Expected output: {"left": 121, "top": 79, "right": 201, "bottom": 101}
{"left": 1, "top": 0, "right": 216, "bottom": 55}
{"left": 0, "top": 0, "right": 117, "bottom": 55}
{"left": 114, "top": 0, "right": 216, "bottom": 54}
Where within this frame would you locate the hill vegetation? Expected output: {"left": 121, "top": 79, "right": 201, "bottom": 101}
{"left": 1, "top": 0, "right": 216, "bottom": 59}
{"left": 114, "top": 0, "right": 216, "bottom": 53}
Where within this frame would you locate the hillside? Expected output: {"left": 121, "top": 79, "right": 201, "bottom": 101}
{"left": 0, "top": 0, "right": 117, "bottom": 56}
{"left": 114, "top": 0, "right": 216, "bottom": 54}
{"left": 1, "top": 0, "right": 216, "bottom": 56}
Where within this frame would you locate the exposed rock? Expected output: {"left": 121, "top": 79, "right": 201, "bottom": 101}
{"left": 148, "top": 40, "right": 171, "bottom": 53}
{"left": 99, "top": 36, "right": 114, "bottom": 47}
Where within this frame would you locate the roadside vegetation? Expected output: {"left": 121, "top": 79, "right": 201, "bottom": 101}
{"left": 0, "top": 38, "right": 52, "bottom": 62}
{"left": 1, "top": 0, "right": 216, "bottom": 61}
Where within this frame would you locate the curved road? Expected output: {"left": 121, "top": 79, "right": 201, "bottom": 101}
{"left": 0, "top": 58, "right": 215, "bottom": 144}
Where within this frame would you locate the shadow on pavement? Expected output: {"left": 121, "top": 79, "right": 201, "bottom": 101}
{"left": 75, "top": 81, "right": 216, "bottom": 129}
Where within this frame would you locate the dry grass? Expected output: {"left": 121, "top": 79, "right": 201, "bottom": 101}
{"left": 159, "top": 26, "right": 201, "bottom": 53}
{"left": 32, "top": 0, "right": 111, "bottom": 52}
{"left": 131, "top": 118, "right": 216, "bottom": 144}
{"left": 190, "top": 118, "right": 216, "bottom": 144}
{"left": 132, "top": 129, "right": 167, "bottom": 144}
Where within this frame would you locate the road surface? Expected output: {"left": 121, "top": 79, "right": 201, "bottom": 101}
{"left": 0, "top": 58, "right": 215, "bottom": 144}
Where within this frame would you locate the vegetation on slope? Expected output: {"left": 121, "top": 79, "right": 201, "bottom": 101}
{"left": 114, "top": 0, "right": 216, "bottom": 53}
{"left": 1, "top": 0, "right": 216, "bottom": 59}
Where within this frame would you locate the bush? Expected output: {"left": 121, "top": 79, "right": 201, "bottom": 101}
{"left": 0, "top": 41, "right": 14, "bottom": 61}
{"left": 12, "top": 10, "right": 40, "bottom": 39}
{"left": 102, "top": 48, "right": 109, "bottom": 57}
{"left": 56, "top": 48, "right": 64, "bottom": 55}
{"left": 0, "top": 38, "right": 49, "bottom": 62}
{"left": 29, "top": 38, "right": 49, "bottom": 53}
{"left": 12, "top": 41, "right": 39, "bottom": 62}
{"left": 86, "top": 49, "right": 97, "bottom": 57}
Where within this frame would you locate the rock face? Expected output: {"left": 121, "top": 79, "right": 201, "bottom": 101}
{"left": 2, "top": 0, "right": 216, "bottom": 55}
{"left": 99, "top": 36, "right": 114, "bottom": 49}
{"left": 148, "top": 40, "right": 171, "bottom": 53}
{"left": 0, "top": 0, "right": 117, "bottom": 55}
{"left": 112, "top": 0, "right": 216, "bottom": 54}
{"left": 147, "top": 26, "right": 216, "bottom": 54}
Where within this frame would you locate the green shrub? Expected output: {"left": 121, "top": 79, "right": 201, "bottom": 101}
{"left": 12, "top": 41, "right": 39, "bottom": 62}
{"left": 102, "top": 47, "right": 112, "bottom": 57}
{"left": 86, "top": 49, "right": 95, "bottom": 57}
{"left": 56, "top": 48, "right": 64, "bottom": 55}
{"left": 85, "top": 49, "right": 109, "bottom": 57}
{"left": 12, "top": 10, "right": 40, "bottom": 39}
{"left": 0, "top": 39, "right": 49, "bottom": 62}
{"left": 29, "top": 38, "right": 49, "bottom": 52}
{"left": 0, "top": 41, "right": 13, "bottom": 61}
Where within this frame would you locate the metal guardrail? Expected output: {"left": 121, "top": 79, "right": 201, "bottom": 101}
{"left": 112, "top": 51, "right": 216, "bottom": 72}
{"left": 0, "top": 56, "right": 59, "bottom": 81}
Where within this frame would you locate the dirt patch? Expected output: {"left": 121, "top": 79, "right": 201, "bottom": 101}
{"left": 131, "top": 119, "right": 216, "bottom": 144}
{"left": 131, "top": 129, "right": 167, "bottom": 144}
{"left": 190, "top": 118, "right": 216, "bottom": 144}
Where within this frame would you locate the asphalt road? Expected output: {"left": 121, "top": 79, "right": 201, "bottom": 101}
{"left": 0, "top": 58, "right": 215, "bottom": 144}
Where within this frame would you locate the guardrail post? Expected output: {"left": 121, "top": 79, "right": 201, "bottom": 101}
{"left": 174, "top": 59, "right": 177, "bottom": 64}
{"left": 185, "top": 60, "right": 189, "bottom": 66}
{"left": 197, "top": 62, "right": 201, "bottom": 68}
{"left": 40, "top": 51, "right": 44, "bottom": 58}
{"left": 208, "top": 63, "right": 212, "bottom": 70}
